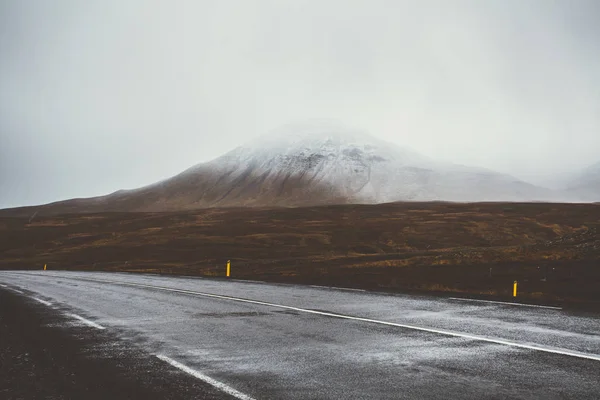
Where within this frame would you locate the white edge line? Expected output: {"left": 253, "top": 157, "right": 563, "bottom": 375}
{"left": 449, "top": 297, "right": 562, "bottom": 310}
{"left": 232, "top": 279, "right": 263, "bottom": 284}
{"left": 68, "top": 313, "right": 106, "bottom": 330}
{"left": 33, "top": 297, "right": 52, "bottom": 306}
{"left": 10, "top": 288, "right": 24, "bottom": 294}
{"left": 310, "top": 284, "right": 365, "bottom": 292}
{"left": 155, "top": 354, "right": 256, "bottom": 400}
{"left": 0, "top": 283, "right": 7, "bottom": 287}
{"left": 80, "top": 277, "right": 600, "bottom": 362}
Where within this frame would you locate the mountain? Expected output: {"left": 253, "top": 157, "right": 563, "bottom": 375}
{"left": 1, "top": 122, "right": 566, "bottom": 216}
{"left": 566, "top": 161, "right": 600, "bottom": 201}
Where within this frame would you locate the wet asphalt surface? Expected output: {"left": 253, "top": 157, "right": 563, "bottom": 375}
{"left": 0, "top": 288, "right": 234, "bottom": 400}
{"left": 1, "top": 270, "right": 599, "bottom": 399}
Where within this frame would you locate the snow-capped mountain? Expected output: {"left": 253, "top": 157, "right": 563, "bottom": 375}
{"left": 0, "top": 122, "right": 570, "bottom": 215}
{"left": 566, "top": 161, "right": 600, "bottom": 201}
{"left": 183, "top": 121, "right": 556, "bottom": 204}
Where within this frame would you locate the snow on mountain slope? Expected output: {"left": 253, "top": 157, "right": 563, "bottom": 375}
{"left": 0, "top": 122, "right": 570, "bottom": 215}
{"left": 175, "top": 121, "right": 557, "bottom": 205}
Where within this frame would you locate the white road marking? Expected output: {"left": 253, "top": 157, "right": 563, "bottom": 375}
{"left": 68, "top": 276, "right": 600, "bottom": 362}
{"left": 232, "top": 279, "right": 263, "bottom": 284}
{"left": 68, "top": 313, "right": 106, "bottom": 330}
{"left": 337, "top": 287, "right": 366, "bottom": 292}
{"left": 310, "top": 285, "right": 365, "bottom": 292}
{"left": 449, "top": 297, "right": 562, "bottom": 310}
{"left": 33, "top": 297, "right": 52, "bottom": 306}
{"left": 9, "top": 288, "right": 24, "bottom": 294}
{"left": 0, "top": 284, "right": 7, "bottom": 287}
{"left": 156, "top": 354, "right": 256, "bottom": 400}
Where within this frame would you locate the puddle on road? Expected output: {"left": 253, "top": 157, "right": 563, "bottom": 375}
{"left": 273, "top": 310, "right": 301, "bottom": 316}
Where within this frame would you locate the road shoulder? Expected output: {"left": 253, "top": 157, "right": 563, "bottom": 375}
{"left": 0, "top": 289, "right": 233, "bottom": 400}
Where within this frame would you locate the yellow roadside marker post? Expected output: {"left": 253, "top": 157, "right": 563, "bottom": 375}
{"left": 43, "top": 264, "right": 47, "bottom": 271}
{"left": 226, "top": 260, "right": 231, "bottom": 277}
{"left": 513, "top": 280, "right": 518, "bottom": 297}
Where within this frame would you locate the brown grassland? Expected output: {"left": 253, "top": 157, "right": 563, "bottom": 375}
{"left": 1, "top": 202, "right": 599, "bottom": 308}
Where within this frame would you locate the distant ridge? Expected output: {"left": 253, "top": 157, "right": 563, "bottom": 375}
{"left": 566, "top": 161, "right": 600, "bottom": 201}
{"left": 0, "top": 122, "right": 578, "bottom": 216}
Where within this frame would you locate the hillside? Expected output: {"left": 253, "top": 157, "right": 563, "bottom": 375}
{"left": 0, "top": 123, "right": 567, "bottom": 216}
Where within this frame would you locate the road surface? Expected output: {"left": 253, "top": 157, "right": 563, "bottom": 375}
{"left": 1, "top": 270, "right": 599, "bottom": 399}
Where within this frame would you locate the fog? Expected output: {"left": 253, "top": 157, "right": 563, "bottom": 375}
{"left": 1, "top": 0, "right": 599, "bottom": 208}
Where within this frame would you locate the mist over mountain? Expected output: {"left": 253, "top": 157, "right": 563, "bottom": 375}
{"left": 0, "top": 123, "right": 581, "bottom": 216}
{"left": 565, "top": 161, "right": 600, "bottom": 201}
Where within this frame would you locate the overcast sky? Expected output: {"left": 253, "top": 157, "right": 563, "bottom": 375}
{"left": 1, "top": 0, "right": 599, "bottom": 208}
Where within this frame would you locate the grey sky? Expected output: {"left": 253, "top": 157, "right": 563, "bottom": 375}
{"left": 1, "top": 0, "right": 599, "bottom": 208}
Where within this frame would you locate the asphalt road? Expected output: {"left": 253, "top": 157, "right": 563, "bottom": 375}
{"left": 1, "top": 271, "right": 599, "bottom": 399}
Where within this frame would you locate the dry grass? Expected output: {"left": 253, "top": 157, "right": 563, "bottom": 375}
{"left": 1, "top": 202, "right": 599, "bottom": 306}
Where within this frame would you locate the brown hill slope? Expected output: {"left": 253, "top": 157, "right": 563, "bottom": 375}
{"left": 1, "top": 202, "right": 599, "bottom": 307}
{"left": 0, "top": 170, "right": 350, "bottom": 217}
{"left": 2, "top": 125, "right": 572, "bottom": 216}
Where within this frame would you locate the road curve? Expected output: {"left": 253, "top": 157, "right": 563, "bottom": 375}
{"left": 1, "top": 270, "right": 599, "bottom": 399}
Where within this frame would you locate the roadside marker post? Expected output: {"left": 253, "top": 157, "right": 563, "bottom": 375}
{"left": 513, "top": 280, "right": 518, "bottom": 297}
{"left": 226, "top": 260, "right": 231, "bottom": 277}
{"left": 43, "top": 264, "right": 46, "bottom": 271}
